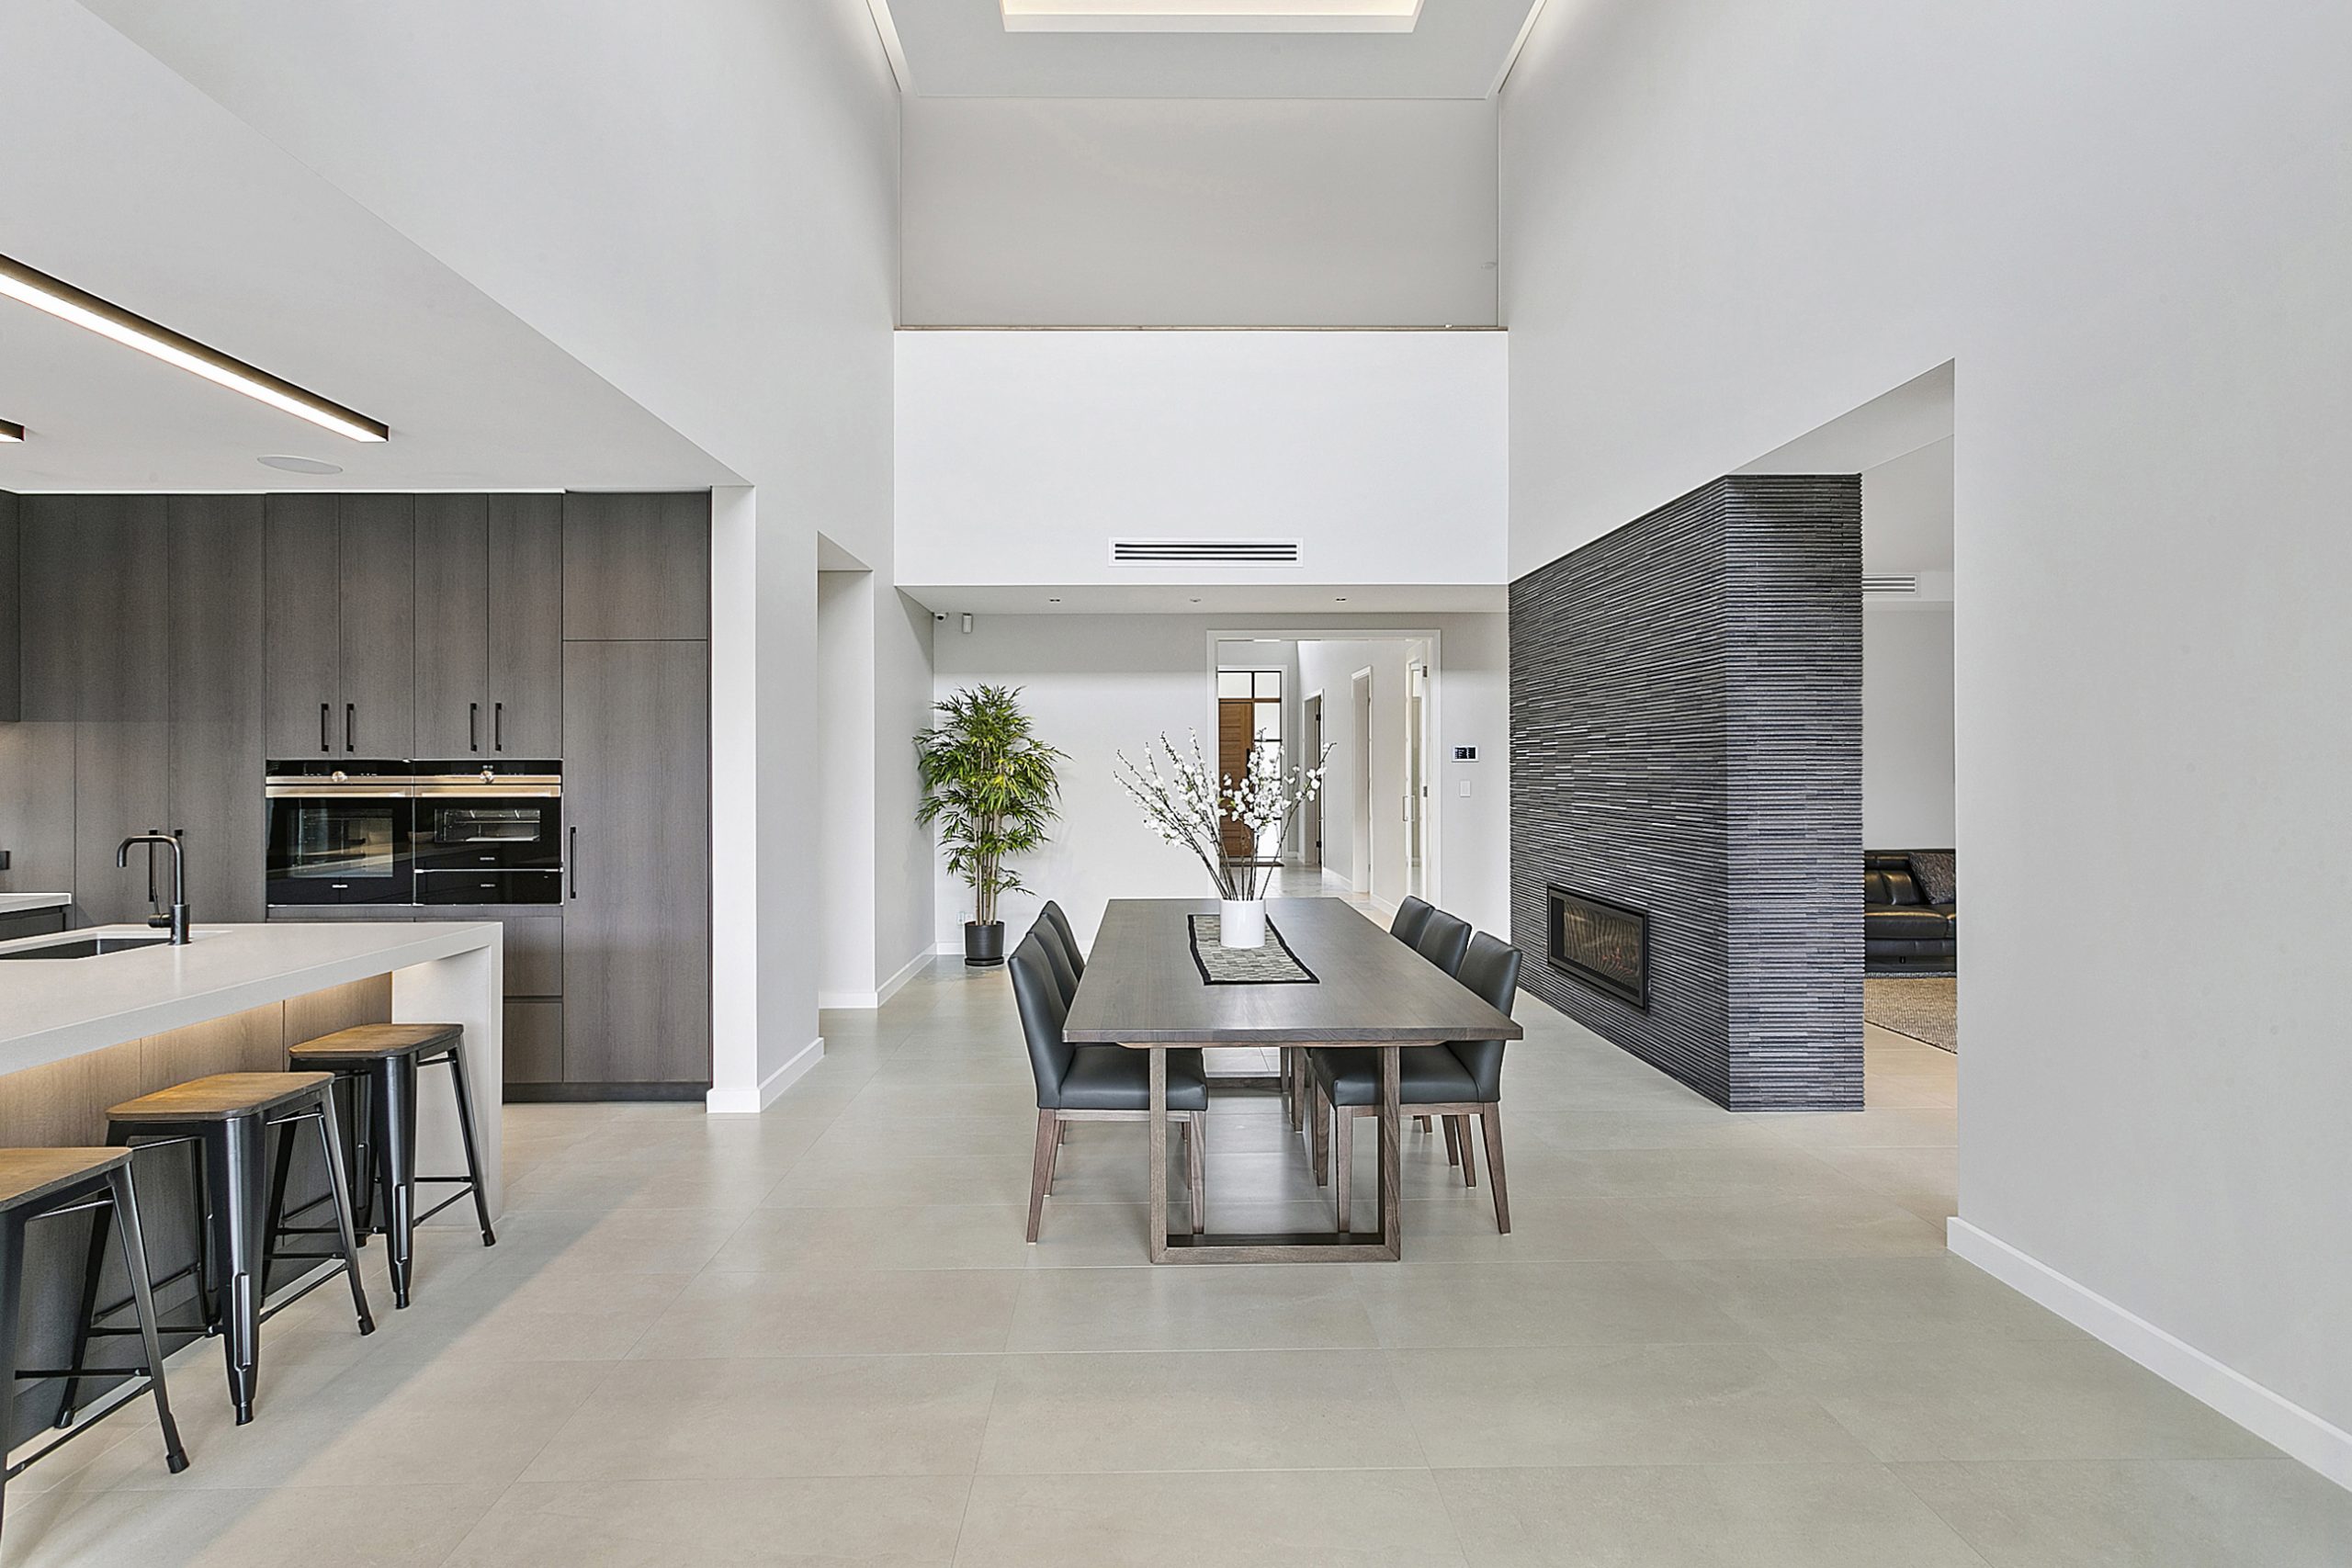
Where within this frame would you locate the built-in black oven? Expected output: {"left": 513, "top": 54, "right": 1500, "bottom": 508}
{"left": 265, "top": 761, "right": 415, "bottom": 906}
{"left": 412, "top": 761, "right": 563, "bottom": 907}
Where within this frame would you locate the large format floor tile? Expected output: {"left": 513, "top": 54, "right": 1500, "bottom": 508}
{"left": 8, "top": 953, "right": 2338, "bottom": 1568}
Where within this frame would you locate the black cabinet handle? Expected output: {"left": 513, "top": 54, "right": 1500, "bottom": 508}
{"left": 493, "top": 701, "right": 504, "bottom": 752}
{"left": 319, "top": 702, "right": 331, "bottom": 753}
{"left": 469, "top": 702, "right": 481, "bottom": 751}
{"left": 568, "top": 826, "right": 579, "bottom": 900}
{"left": 345, "top": 703, "right": 356, "bottom": 752}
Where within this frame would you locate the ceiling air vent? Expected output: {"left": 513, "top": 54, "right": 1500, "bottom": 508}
{"left": 1862, "top": 574, "right": 1920, "bottom": 597}
{"left": 1111, "top": 538, "right": 1302, "bottom": 567}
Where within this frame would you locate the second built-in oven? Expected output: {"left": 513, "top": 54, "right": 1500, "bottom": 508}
{"left": 412, "top": 761, "right": 563, "bottom": 907}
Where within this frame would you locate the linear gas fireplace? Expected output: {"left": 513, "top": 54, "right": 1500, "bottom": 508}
{"left": 1547, "top": 885, "right": 1648, "bottom": 1010}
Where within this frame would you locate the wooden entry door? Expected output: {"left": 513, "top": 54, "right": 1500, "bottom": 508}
{"left": 1217, "top": 698, "right": 1256, "bottom": 861}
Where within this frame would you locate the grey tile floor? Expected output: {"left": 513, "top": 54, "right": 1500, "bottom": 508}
{"left": 6, "top": 954, "right": 2347, "bottom": 1565}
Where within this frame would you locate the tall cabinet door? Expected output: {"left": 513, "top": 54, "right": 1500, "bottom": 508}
{"left": 0, "top": 502, "right": 81, "bottom": 907}
{"left": 336, "top": 495, "right": 415, "bottom": 758}
{"left": 486, "top": 494, "right": 562, "bottom": 756}
{"left": 169, "top": 496, "right": 267, "bottom": 922}
{"left": 562, "top": 640, "right": 709, "bottom": 1086}
{"left": 263, "top": 495, "right": 342, "bottom": 760}
{"left": 72, "top": 496, "right": 173, "bottom": 928}
{"left": 413, "top": 494, "right": 491, "bottom": 757}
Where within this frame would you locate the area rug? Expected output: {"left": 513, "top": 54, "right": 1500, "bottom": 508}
{"left": 1864, "top": 975, "right": 1959, "bottom": 1053}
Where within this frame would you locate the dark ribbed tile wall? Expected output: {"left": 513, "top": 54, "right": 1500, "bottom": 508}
{"left": 1510, "top": 476, "right": 1862, "bottom": 1111}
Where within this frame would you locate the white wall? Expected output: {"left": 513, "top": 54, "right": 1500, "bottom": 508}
{"left": 1862, "top": 608, "right": 1956, "bottom": 849}
{"left": 93, "top": 0, "right": 905, "bottom": 1110}
{"left": 896, "top": 331, "right": 1510, "bottom": 591}
{"left": 903, "top": 97, "right": 1498, "bottom": 328}
{"left": 875, "top": 590, "right": 939, "bottom": 996}
{"left": 1503, "top": 0, "right": 2352, "bottom": 1476}
{"left": 817, "top": 570, "right": 878, "bottom": 1004}
{"left": 933, "top": 614, "right": 1510, "bottom": 950}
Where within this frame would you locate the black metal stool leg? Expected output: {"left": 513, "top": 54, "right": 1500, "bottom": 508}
{"left": 345, "top": 1072, "right": 375, "bottom": 1243}
{"left": 53, "top": 1179, "right": 115, "bottom": 1427}
{"left": 442, "top": 1043, "right": 498, "bottom": 1247}
{"left": 259, "top": 1114, "right": 299, "bottom": 1295}
{"left": 209, "top": 1113, "right": 268, "bottom": 1424}
{"left": 373, "top": 1055, "right": 420, "bottom": 1308}
{"left": 313, "top": 1089, "right": 377, "bottom": 1337}
{"left": 106, "top": 1164, "right": 188, "bottom": 1474}
{"left": 0, "top": 1211, "right": 23, "bottom": 1548}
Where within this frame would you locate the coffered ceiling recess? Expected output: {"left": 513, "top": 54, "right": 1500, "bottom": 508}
{"left": 879, "top": 0, "right": 1547, "bottom": 97}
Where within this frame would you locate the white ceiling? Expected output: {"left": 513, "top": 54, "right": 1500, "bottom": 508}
{"left": 0, "top": 1, "right": 736, "bottom": 495}
{"left": 877, "top": 0, "right": 1547, "bottom": 97}
{"left": 898, "top": 581, "right": 1507, "bottom": 615}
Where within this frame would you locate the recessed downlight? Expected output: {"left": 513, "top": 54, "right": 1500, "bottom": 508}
{"left": 258, "top": 454, "right": 345, "bottom": 475}
{"left": 0, "top": 418, "right": 22, "bottom": 443}
{"left": 0, "top": 253, "right": 389, "bottom": 442}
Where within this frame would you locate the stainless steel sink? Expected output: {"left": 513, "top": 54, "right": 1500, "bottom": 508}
{"left": 0, "top": 935, "right": 172, "bottom": 961}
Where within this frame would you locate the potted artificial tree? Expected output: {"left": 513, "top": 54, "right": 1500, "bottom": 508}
{"left": 916, "top": 684, "right": 1067, "bottom": 966}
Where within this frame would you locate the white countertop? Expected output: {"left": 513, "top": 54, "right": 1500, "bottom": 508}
{"left": 0, "top": 920, "right": 502, "bottom": 1077}
{"left": 0, "top": 893, "right": 73, "bottom": 916}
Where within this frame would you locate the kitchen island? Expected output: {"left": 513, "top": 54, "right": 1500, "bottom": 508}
{"left": 0, "top": 920, "right": 504, "bottom": 1221}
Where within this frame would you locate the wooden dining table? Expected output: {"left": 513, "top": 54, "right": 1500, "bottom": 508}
{"left": 1063, "top": 897, "right": 1522, "bottom": 1263}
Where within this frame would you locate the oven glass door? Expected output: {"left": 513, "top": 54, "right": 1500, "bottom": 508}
{"left": 413, "top": 784, "right": 563, "bottom": 905}
{"left": 266, "top": 796, "right": 414, "bottom": 905}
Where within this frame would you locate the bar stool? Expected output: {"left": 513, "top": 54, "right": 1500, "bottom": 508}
{"left": 103, "top": 1074, "right": 374, "bottom": 1424}
{"left": 287, "top": 1023, "right": 496, "bottom": 1310}
{"left": 0, "top": 1149, "right": 189, "bottom": 1544}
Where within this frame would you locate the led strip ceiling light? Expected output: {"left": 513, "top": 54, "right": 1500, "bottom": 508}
{"left": 0, "top": 419, "right": 23, "bottom": 442}
{"left": 0, "top": 254, "right": 388, "bottom": 442}
{"left": 1002, "top": 0, "right": 1422, "bottom": 32}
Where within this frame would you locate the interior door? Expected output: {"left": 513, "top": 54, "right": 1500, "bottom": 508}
{"left": 1216, "top": 697, "right": 1256, "bottom": 862}
{"left": 1303, "top": 694, "right": 1323, "bottom": 869}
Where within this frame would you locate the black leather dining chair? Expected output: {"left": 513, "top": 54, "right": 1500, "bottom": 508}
{"left": 1413, "top": 908, "right": 1473, "bottom": 976}
{"left": 1309, "top": 931, "right": 1523, "bottom": 1235}
{"left": 1039, "top": 900, "right": 1085, "bottom": 979}
{"left": 1389, "top": 896, "right": 1435, "bottom": 947}
{"left": 1010, "top": 928, "right": 1208, "bottom": 1241}
{"left": 1032, "top": 915, "right": 1084, "bottom": 1006}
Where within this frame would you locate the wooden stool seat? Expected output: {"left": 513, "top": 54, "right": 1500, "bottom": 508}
{"left": 107, "top": 1072, "right": 336, "bottom": 1123}
{"left": 289, "top": 1023, "right": 462, "bottom": 1062}
{"left": 0, "top": 1148, "right": 131, "bottom": 1213}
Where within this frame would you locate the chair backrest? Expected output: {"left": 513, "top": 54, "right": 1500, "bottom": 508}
{"left": 1414, "top": 908, "right": 1473, "bottom": 976}
{"left": 1040, "top": 900, "right": 1086, "bottom": 977}
{"left": 1389, "top": 896, "right": 1435, "bottom": 948}
{"left": 1447, "top": 931, "right": 1523, "bottom": 1102}
{"left": 1008, "top": 931, "right": 1077, "bottom": 1107}
{"left": 1032, "top": 916, "right": 1084, "bottom": 1006}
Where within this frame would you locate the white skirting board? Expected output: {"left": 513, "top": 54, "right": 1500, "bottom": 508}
{"left": 706, "top": 1034, "right": 823, "bottom": 1115}
{"left": 1950, "top": 1218, "right": 2352, "bottom": 1490}
{"left": 819, "top": 948, "right": 934, "bottom": 1010}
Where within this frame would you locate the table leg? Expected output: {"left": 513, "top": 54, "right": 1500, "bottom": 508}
{"left": 1148, "top": 1045, "right": 1170, "bottom": 1264}
{"left": 1377, "top": 1044, "right": 1402, "bottom": 1258}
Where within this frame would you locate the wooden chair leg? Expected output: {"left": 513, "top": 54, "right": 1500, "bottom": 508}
{"left": 1187, "top": 1111, "right": 1206, "bottom": 1235}
{"left": 1310, "top": 1081, "right": 1330, "bottom": 1185}
{"left": 1026, "top": 1110, "right": 1057, "bottom": 1243}
{"left": 1441, "top": 1115, "right": 1461, "bottom": 1167}
{"left": 1478, "top": 1104, "right": 1510, "bottom": 1234}
{"left": 1046, "top": 1122, "right": 1064, "bottom": 1195}
{"left": 1416, "top": 1114, "right": 1433, "bottom": 1136}
{"left": 1334, "top": 1106, "right": 1353, "bottom": 1235}
{"left": 1457, "top": 1115, "right": 1478, "bottom": 1188}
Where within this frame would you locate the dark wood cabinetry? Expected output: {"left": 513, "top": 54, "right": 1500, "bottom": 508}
{"left": 168, "top": 496, "right": 268, "bottom": 923}
{"left": 5, "top": 486, "right": 711, "bottom": 1104}
{"left": 415, "top": 493, "right": 561, "bottom": 758}
{"left": 562, "top": 640, "right": 710, "bottom": 1089}
{"left": 263, "top": 494, "right": 413, "bottom": 759}
{"left": 561, "top": 492, "right": 711, "bottom": 640}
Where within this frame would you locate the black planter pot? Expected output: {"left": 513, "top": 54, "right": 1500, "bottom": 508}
{"left": 965, "top": 920, "right": 1006, "bottom": 967}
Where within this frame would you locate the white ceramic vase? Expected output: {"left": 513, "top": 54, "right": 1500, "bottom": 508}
{"left": 1218, "top": 897, "right": 1269, "bottom": 949}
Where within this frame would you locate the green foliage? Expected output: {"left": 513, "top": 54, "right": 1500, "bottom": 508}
{"left": 915, "top": 684, "right": 1067, "bottom": 927}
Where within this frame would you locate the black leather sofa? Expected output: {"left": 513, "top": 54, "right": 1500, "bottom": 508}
{"left": 1865, "top": 850, "right": 1956, "bottom": 969}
